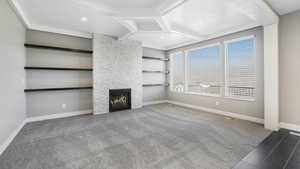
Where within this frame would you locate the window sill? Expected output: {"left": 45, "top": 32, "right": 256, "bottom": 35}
{"left": 169, "top": 90, "right": 256, "bottom": 102}
{"left": 224, "top": 96, "right": 256, "bottom": 102}
{"left": 185, "top": 92, "right": 221, "bottom": 97}
{"left": 170, "top": 90, "right": 221, "bottom": 97}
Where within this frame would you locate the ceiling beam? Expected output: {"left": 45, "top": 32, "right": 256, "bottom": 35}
{"left": 255, "top": 0, "right": 279, "bottom": 24}
{"left": 158, "top": 0, "right": 187, "bottom": 15}
{"left": 8, "top": 0, "right": 30, "bottom": 27}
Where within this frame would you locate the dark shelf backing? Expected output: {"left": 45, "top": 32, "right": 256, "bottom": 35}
{"left": 142, "top": 56, "right": 169, "bottom": 61}
{"left": 24, "top": 44, "right": 93, "bottom": 54}
{"left": 25, "top": 87, "right": 93, "bottom": 92}
{"left": 143, "top": 84, "right": 169, "bottom": 87}
{"left": 142, "top": 70, "right": 169, "bottom": 74}
{"left": 25, "top": 67, "right": 93, "bottom": 71}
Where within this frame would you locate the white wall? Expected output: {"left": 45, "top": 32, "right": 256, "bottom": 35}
{"left": 0, "top": 0, "right": 26, "bottom": 154}
{"left": 167, "top": 27, "right": 264, "bottom": 119}
{"left": 279, "top": 10, "right": 300, "bottom": 126}
{"left": 93, "top": 34, "right": 143, "bottom": 114}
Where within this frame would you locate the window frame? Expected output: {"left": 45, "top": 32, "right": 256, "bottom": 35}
{"left": 185, "top": 43, "right": 222, "bottom": 97}
{"left": 168, "top": 35, "right": 257, "bottom": 102}
{"left": 224, "top": 35, "right": 257, "bottom": 101}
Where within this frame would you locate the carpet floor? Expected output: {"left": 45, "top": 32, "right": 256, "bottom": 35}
{"left": 0, "top": 103, "right": 271, "bottom": 169}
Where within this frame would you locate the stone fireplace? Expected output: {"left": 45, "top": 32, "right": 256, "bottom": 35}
{"left": 93, "top": 34, "right": 143, "bottom": 114}
{"left": 109, "top": 89, "right": 131, "bottom": 112}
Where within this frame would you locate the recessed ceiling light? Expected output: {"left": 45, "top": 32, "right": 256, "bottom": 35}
{"left": 81, "top": 17, "right": 88, "bottom": 22}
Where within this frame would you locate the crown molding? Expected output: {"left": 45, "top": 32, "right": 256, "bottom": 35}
{"left": 30, "top": 24, "right": 93, "bottom": 39}
{"left": 8, "top": 0, "right": 30, "bottom": 27}
{"left": 8, "top": 0, "right": 93, "bottom": 39}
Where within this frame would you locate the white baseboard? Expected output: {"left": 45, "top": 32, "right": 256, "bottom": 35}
{"left": 280, "top": 122, "right": 300, "bottom": 132}
{"left": 166, "top": 100, "right": 264, "bottom": 124}
{"left": 143, "top": 100, "right": 168, "bottom": 106}
{"left": 0, "top": 119, "right": 27, "bottom": 156}
{"left": 26, "top": 109, "right": 93, "bottom": 123}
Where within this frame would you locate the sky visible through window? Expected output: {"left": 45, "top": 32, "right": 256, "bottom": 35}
{"left": 188, "top": 45, "right": 221, "bottom": 84}
{"left": 171, "top": 37, "right": 256, "bottom": 98}
{"left": 227, "top": 38, "right": 255, "bottom": 88}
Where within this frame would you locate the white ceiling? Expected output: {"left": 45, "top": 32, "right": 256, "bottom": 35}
{"left": 11, "top": 0, "right": 284, "bottom": 50}
{"left": 266, "top": 0, "right": 300, "bottom": 15}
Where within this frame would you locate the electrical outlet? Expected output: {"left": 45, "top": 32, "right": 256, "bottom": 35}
{"left": 215, "top": 101, "right": 220, "bottom": 106}
{"left": 62, "top": 104, "right": 66, "bottom": 109}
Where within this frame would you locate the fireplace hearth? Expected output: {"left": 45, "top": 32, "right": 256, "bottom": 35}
{"left": 109, "top": 89, "right": 131, "bottom": 112}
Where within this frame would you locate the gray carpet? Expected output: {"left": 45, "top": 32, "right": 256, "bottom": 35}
{"left": 0, "top": 103, "right": 271, "bottom": 169}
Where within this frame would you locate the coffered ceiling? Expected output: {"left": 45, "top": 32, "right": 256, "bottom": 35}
{"left": 10, "top": 0, "right": 282, "bottom": 50}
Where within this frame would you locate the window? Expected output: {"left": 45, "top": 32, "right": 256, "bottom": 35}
{"left": 169, "top": 35, "right": 257, "bottom": 101}
{"left": 225, "top": 36, "right": 256, "bottom": 100}
{"left": 170, "top": 52, "right": 185, "bottom": 92}
{"left": 186, "top": 44, "right": 221, "bottom": 96}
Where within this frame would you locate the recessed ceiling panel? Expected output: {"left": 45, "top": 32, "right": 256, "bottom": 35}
{"left": 136, "top": 19, "right": 162, "bottom": 31}
{"left": 165, "top": 0, "right": 265, "bottom": 36}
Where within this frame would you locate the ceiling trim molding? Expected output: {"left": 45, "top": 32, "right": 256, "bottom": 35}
{"left": 155, "top": 17, "right": 171, "bottom": 32}
{"left": 166, "top": 23, "right": 260, "bottom": 50}
{"left": 158, "top": 0, "right": 187, "bottom": 15}
{"left": 8, "top": 0, "right": 93, "bottom": 39}
{"left": 142, "top": 42, "right": 167, "bottom": 50}
{"left": 30, "top": 24, "right": 93, "bottom": 39}
{"left": 8, "top": 0, "right": 30, "bottom": 27}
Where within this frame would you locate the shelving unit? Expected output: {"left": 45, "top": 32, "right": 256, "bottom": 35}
{"left": 142, "top": 70, "right": 169, "bottom": 74}
{"left": 25, "top": 44, "right": 93, "bottom": 54}
{"left": 142, "top": 56, "right": 169, "bottom": 61}
{"left": 143, "top": 83, "right": 169, "bottom": 87}
{"left": 25, "top": 87, "right": 93, "bottom": 92}
{"left": 25, "top": 67, "right": 93, "bottom": 71}
{"left": 24, "top": 43, "right": 93, "bottom": 93}
{"left": 142, "top": 54, "right": 169, "bottom": 88}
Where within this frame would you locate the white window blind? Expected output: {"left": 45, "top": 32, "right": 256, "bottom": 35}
{"left": 186, "top": 44, "right": 221, "bottom": 96}
{"left": 225, "top": 36, "right": 256, "bottom": 100}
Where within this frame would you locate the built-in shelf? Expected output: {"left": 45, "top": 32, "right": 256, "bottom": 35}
{"left": 143, "top": 84, "right": 169, "bottom": 87}
{"left": 24, "top": 44, "right": 93, "bottom": 54}
{"left": 25, "top": 67, "right": 93, "bottom": 71}
{"left": 24, "top": 87, "right": 93, "bottom": 92}
{"left": 142, "top": 70, "right": 169, "bottom": 74}
{"left": 142, "top": 56, "right": 169, "bottom": 61}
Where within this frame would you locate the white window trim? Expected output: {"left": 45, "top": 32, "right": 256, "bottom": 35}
{"left": 185, "top": 42, "right": 222, "bottom": 53}
{"left": 185, "top": 43, "right": 222, "bottom": 96}
{"left": 224, "top": 35, "right": 256, "bottom": 101}
{"left": 168, "top": 35, "right": 257, "bottom": 102}
{"left": 185, "top": 92, "right": 221, "bottom": 98}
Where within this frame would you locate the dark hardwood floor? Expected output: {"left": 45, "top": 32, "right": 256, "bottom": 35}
{"left": 233, "top": 129, "right": 300, "bottom": 169}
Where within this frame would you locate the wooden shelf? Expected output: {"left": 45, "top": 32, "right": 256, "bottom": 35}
{"left": 142, "top": 56, "right": 169, "bottom": 61}
{"left": 142, "top": 70, "right": 169, "bottom": 74}
{"left": 25, "top": 87, "right": 93, "bottom": 92}
{"left": 143, "top": 84, "right": 169, "bottom": 87}
{"left": 24, "top": 44, "right": 93, "bottom": 54}
{"left": 25, "top": 67, "right": 93, "bottom": 71}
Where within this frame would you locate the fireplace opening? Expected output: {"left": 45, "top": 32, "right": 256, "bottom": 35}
{"left": 109, "top": 89, "right": 131, "bottom": 112}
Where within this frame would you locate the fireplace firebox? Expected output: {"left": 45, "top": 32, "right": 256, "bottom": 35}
{"left": 109, "top": 89, "right": 131, "bottom": 112}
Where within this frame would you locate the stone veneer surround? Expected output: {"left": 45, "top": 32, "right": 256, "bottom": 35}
{"left": 93, "top": 34, "right": 143, "bottom": 114}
